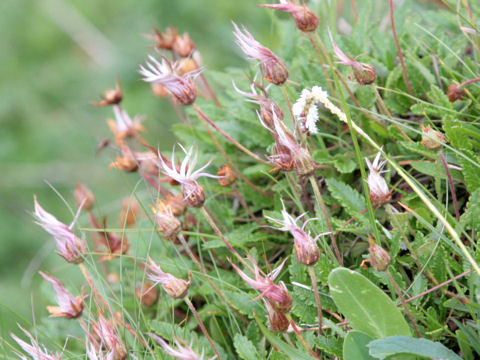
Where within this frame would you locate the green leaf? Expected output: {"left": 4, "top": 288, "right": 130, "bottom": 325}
{"left": 325, "top": 178, "right": 368, "bottom": 224}
{"left": 254, "top": 315, "right": 315, "bottom": 360}
{"left": 233, "top": 334, "right": 261, "bottom": 360}
{"left": 328, "top": 267, "right": 411, "bottom": 339}
{"left": 457, "top": 149, "right": 480, "bottom": 194}
{"left": 343, "top": 331, "right": 375, "bottom": 360}
{"left": 367, "top": 336, "right": 462, "bottom": 360}
{"left": 460, "top": 189, "right": 480, "bottom": 232}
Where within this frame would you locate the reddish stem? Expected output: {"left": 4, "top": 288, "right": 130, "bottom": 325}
{"left": 389, "top": 0, "right": 413, "bottom": 97}
{"left": 461, "top": 78, "right": 480, "bottom": 87}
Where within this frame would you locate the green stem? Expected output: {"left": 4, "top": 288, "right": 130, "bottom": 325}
{"left": 330, "top": 74, "right": 381, "bottom": 244}
{"left": 308, "top": 266, "right": 323, "bottom": 335}
{"left": 309, "top": 175, "right": 342, "bottom": 265}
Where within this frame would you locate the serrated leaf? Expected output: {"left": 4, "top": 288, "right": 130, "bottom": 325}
{"left": 457, "top": 149, "right": 480, "bottom": 194}
{"left": 343, "top": 331, "right": 375, "bottom": 360}
{"left": 367, "top": 336, "right": 462, "bottom": 360}
{"left": 443, "top": 116, "right": 472, "bottom": 150}
{"left": 233, "top": 334, "right": 260, "bottom": 360}
{"left": 328, "top": 267, "right": 411, "bottom": 339}
{"left": 399, "top": 141, "right": 437, "bottom": 160}
{"left": 314, "top": 336, "right": 343, "bottom": 358}
{"left": 325, "top": 178, "right": 368, "bottom": 224}
{"left": 460, "top": 189, "right": 480, "bottom": 232}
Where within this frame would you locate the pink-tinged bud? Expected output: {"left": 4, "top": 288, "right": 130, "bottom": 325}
{"left": 217, "top": 164, "right": 237, "bottom": 187}
{"left": 157, "top": 194, "right": 187, "bottom": 217}
{"left": 351, "top": 62, "right": 377, "bottom": 85}
{"left": 91, "top": 315, "right": 127, "bottom": 360}
{"left": 158, "top": 144, "right": 220, "bottom": 208}
{"left": 11, "top": 325, "right": 61, "bottom": 360}
{"left": 139, "top": 56, "right": 201, "bottom": 106}
{"left": 107, "top": 105, "right": 145, "bottom": 144}
{"left": 149, "top": 334, "right": 214, "bottom": 360}
{"left": 109, "top": 145, "right": 139, "bottom": 173}
{"left": 73, "top": 182, "right": 95, "bottom": 211}
{"left": 93, "top": 78, "right": 123, "bottom": 107}
{"left": 39, "top": 271, "right": 84, "bottom": 319}
{"left": 119, "top": 197, "right": 140, "bottom": 228}
{"left": 263, "top": 299, "right": 290, "bottom": 333}
{"left": 259, "top": 3, "right": 319, "bottom": 32}
{"left": 152, "top": 203, "right": 182, "bottom": 239}
{"left": 232, "top": 22, "right": 289, "bottom": 85}
{"left": 136, "top": 282, "right": 159, "bottom": 307}
{"left": 146, "top": 258, "right": 191, "bottom": 299}
{"left": 173, "top": 32, "right": 196, "bottom": 57}
{"left": 151, "top": 27, "right": 178, "bottom": 50}
{"left": 261, "top": 110, "right": 317, "bottom": 175}
{"left": 329, "top": 30, "right": 376, "bottom": 85}
{"left": 447, "top": 84, "right": 466, "bottom": 102}
{"left": 365, "top": 151, "right": 391, "bottom": 207}
{"left": 232, "top": 81, "right": 284, "bottom": 128}
{"left": 368, "top": 236, "right": 391, "bottom": 272}
{"left": 265, "top": 199, "right": 323, "bottom": 266}
{"left": 229, "top": 258, "right": 292, "bottom": 313}
{"left": 34, "top": 196, "right": 87, "bottom": 264}
{"left": 421, "top": 125, "right": 446, "bottom": 151}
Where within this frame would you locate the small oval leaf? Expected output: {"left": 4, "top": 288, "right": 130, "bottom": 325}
{"left": 367, "top": 336, "right": 462, "bottom": 360}
{"left": 328, "top": 267, "right": 411, "bottom": 339}
{"left": 343, "top": 331, "right": 375, "bottom": 360}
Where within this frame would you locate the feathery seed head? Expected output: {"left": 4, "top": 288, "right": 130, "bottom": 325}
{"left": 146, "top": 258, "right": 191, "bottom": 299}
{"left": 365, "top": 151, "right": 391, "bottom": 207}
{"left": 11, "top": 325, "right": 61, "bottom": 360}
{"left": 139, "top": 56, "right": 201, "bottom": 106}
{"left": 34, "top": 196, "right": 87, "bottom": 264}
{"left": 259, "top": 2, "right": 319, "bottom": 32}
{"left": 39, "top": 271, "right": 84, "bottom": 319}
{"left": 232, "top": 22, "right": 288, "bottom": 85}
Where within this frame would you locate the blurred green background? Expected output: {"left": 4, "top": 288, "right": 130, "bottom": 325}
{"left": 0, "top": 0, "right": 275, "bottom": 344}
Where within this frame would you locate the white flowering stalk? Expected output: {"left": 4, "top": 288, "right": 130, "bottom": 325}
{"left": 292, "top": 86, "right": 347, "bottom": 134}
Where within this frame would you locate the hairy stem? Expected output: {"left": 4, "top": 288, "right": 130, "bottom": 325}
{"left": 308, "top": 266, "right": 323, "bottom": 335}
{"left": 389, "top": 0, "right": 413, "bottom": 97}
{"left": 193, "top": 103, "right": 270, "bottom": 166}
{"left": 185, "top": 297, "right": 222, "bottom": 359}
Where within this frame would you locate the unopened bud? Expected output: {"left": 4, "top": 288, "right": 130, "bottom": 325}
{"left": 109, "top": 155, "right": 138, "bottom": 173}
{"left": 119, "top": 197, "right": 140, "bottom": 227}
{"left": 263, "top": 60, "right": 289, "bottom": 86}
{"left": 152, "top": 205, "right": 182, "bottom": 239}
{"left": 73, "top": 183, "right": 95, "bottom": 211}
{"left": 152, "top": 27, "right": 178, "bottom": 50}
{"left": 294, "top": 232, "right": 320, "bottom": 266}
{"left": 157, "top": 194, "right": 186, "bottom": 217}
{"left": 182, "top": 180, "right": 205, "bottom": 208}
{"left": 352, "top": 63, "right": 377, "bottom": 85}
{"left": 173, "top": 33, "right": 196, "bottom": 57}
{"left": 217, "top": 165, "right": 237, "bottom": 186}
{"left": 93, "top": 79, "right": 123, "bottom": 107}
{"left": 260, "top": 98, "right": 284, "bottom": 128}
{"left": 447, "top": 84, "right": 466, "bottom": 102}
{"left": 368, "top": 236, "right": 391, "bottom": 272}
{"left": 421, "top": 125, "right": 445, "bottom": 151}
{"left": 260, "top": 3, "right": 318, "bottom": 32}
{"left": 264, "top": 299, "right": 289, "bottom": 332}
{"left": 136, "top": 282, "right": 159, "bottom": 307}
